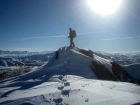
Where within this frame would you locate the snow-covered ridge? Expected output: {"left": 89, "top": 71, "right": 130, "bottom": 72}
{"left": 36, "top": 47, "right": 137, "bottom": 84}
{"left": 43, "top": 47, "right": 97, "bottom": 79}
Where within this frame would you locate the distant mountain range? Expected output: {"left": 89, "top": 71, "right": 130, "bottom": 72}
{"left": 0, "top": 52, "right": 54, "bottom": 67}
{"left": 0, "top": 50, "right": 54, "bottom": 56}
{"left": 94, "top": 51, "right": 140, "bottom": 65}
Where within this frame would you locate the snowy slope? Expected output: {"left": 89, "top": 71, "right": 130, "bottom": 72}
{"left": 0, "top": 47, "right": 140, "bottom": 105}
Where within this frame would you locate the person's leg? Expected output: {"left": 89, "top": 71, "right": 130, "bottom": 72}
{"left": 72, "top": 38, "right": 75, "bottom": 47}
{"left": 70, "top": 38, "right": 72, "bottom": 47}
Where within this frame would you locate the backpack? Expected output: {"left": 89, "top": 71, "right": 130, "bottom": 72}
{"left": 72, "top": 30, "right": 76, "bottom": 38}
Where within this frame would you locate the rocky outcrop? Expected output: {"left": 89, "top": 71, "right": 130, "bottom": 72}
{"left": 111, "top": 62, "right": 134, "bottom": 83}
{"left": 90, "top": 59, "right": 134, "bottom": 83}
{"left": 78, "top": 49, "right": 94, "bottom": 58}
{"left": 91, "top": 60, "right": 118, "bottom": 81}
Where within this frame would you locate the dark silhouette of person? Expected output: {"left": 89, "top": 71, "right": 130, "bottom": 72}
{"left": 55, "top": 51, "right": 59, "bottom": 59}
{"left": 68, "top": 28, "right": 75, "bottom": 47}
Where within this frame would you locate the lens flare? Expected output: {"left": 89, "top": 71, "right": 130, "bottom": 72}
{"left": 88, "top": 0, "right": 122, "bottom": 15}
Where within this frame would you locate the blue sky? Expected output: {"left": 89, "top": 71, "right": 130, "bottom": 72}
{"left": 0, "top": 0, "right": 140, "bottom": 52}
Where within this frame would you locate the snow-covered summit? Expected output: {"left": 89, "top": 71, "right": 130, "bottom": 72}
{"left": 45, "top": 46, "right": 133, "bottom": 83}
{"left": 44, "top": 46, "right": 97, "bottom": 79}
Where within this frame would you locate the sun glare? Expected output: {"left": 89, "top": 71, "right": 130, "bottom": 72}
{"left": 88, "top": 0, "right": 122, "bottom": 15}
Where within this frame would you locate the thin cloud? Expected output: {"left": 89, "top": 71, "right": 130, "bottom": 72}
{"left": 77, "top": 30, "right": 117, "bottom": 36}
{"left": 20, "top": 30, "right": 117, "bottom": 40}
{"left": 102, "top": 36, "right": 140, "bottom": 41}
{"left": 20, "top": 35, "right": 67, "bottom": 40}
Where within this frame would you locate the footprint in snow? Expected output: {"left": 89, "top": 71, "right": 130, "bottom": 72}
{"left": 64, "top": 82, "right": 70, "bottom": 86}
{"left": 62, "top": 90, "right": 70, "bottom": 97}
{"left": 62, "top": 78, "right": 67, "bottom": 82}
{"left": 53, "top": 97, "right": 63, "bottom": 103}
{"left": 85, "top": 99, "right": 89, "bottom": 102}
{"left": 58, "top": 75, "right": 64, "bottom": 80}
{"left": 58, "top": 86, "right": 64, "bottom": 90}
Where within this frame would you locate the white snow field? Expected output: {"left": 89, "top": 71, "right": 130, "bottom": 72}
{"left": 0, "top": 47, "right": 140, "bottom": 105}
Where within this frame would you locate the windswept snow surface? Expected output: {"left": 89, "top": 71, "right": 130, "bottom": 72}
{"left": 0, "top": 47, "right": 140, "bottom": 105}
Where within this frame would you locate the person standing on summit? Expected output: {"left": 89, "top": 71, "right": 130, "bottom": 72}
{"left": 68, "top": 28, "right": 76, "bottom": 47}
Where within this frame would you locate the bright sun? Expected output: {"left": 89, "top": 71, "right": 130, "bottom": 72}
{"left": 88, "top": 0, "right": 122, "bottom": 15}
